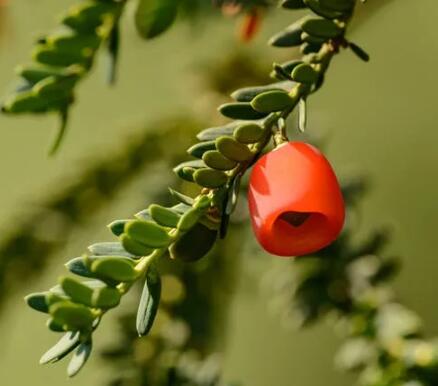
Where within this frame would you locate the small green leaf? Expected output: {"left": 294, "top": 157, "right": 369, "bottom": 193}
{"left": 1, "top": 92, "right": 48, "bottom": 114}
{"left": 177, "top": 208, "right": 201, "bottom": 231}
{"left": 25, "top": 292, "right": 49, "bottom": 313}
{"left": 168, "top": 188, "right": 194, "bottom": 206}
{"left": 279, "top": 60, "right": 304, "bottom": 75}
{"left": 46, "top": 318, "right": 65, "bottom": 332}
{"left": 67, "top": 340, "right": 92, "bottom": 377}
{"left": 301, "top": 32, "right": 327, "bottom": 45}
{"left": 251, "top": 90, "right": 294, "bottom": 113}
{"left": 59, "top": 277, "right": 93, "bottom": 307}
{"left": 291, "top": 63, "right": 318, "bottom": 84}
{"left": 125, "top": 220, "right": 171, "bottom": 248}
{"left": 88, "top": 242, "right": 134, "bottom": 258}
{"left": 50, "top": 301, "right": 94, "bottom": 330}
{"left": 349, "top": 42, "right": 370, "bottom": 62}
{"left": 173, "top": 159, "right": 205, "bottom": 181}
{"left": 319, "top": 0, "right": 354, "bottom": 12}
{"left": 92, "top": 287, "right": 121, "bottom": 309}
{"left": 149, "top": 204, "right": 181, "bottom": 228}
{"left": 281, "top": 0, "right": 306, "bottom": 9}
{"left": 47, "top": 32, "right": 100, "bottom": 52}
{"left": 32, "top": 45, "right": 90, "bottom": 67}
{"left": 268, "top": 17, "right": 307, "bottom": 47}
{"left": 65, "top": 257, "right": 93, "bottom": 278}
{"left": 202, "top": 150, "right": 237, "bottom": 171}
{"left": 136, "top": 264, "right": 161, "bottom": 336}
{"left": 135, "top": 0, "right": 178, "bottom": 39}
{"left": 193, "top": 168, "right": 228, "bottom": 189}
{"left": 218, "top": 102, "right": 268, "bottom": 120}
{"left": 33, "top": 76, "right": 77, "bottom": 99}
{"left": 301, "top": 17, "right": 343, "bottom": 38}
{"left": 91, "top": 257, "right": 138, "bottom": 282}
{"left": 40, "top": 332, "right": 80, "bottom": 365}
{"left": 170, "top": 223, "right": 217, "bottom": 262}
{"left": 300, "top": 41, "right": 322, "bottom": 54}
{"left": 231, "top": 82, "right": 292, "bottom": 102}
{"left": 304, "top": 0, "right": 344, "bottom": 19}
{"left": 186, "top": 141, "right": 216, "bottom": 159}
{"left": 216, "top": 136, "right": 253, "bottom": 162}
{"left": 234, "top": 123, "right": 264, "bottom": 144}
{"left": 107, "top": 219, "right": 129, "bottom": 236}
{"left": 196, "top": 122, "right": 237, "bottom": 141}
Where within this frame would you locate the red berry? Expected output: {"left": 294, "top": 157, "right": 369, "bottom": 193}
{"left": 248, "top": 142, "right": 345, "bottom": 257}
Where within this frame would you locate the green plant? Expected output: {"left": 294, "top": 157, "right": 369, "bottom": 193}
{"left": 5, "top": 1, "right": 437, "bottom": 386}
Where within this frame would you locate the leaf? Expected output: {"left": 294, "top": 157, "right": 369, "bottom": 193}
{"left": 40, "top": 332, "right": 80, "bottom": 364}
{"left": 268, "top": 17, "right": 308, "bottom": 47}
{"left": 281, "top": 0, "right": 306, "bottom": 9}
{"left": 67, "top": 340, "right": 93, "bottom": 377}
{"left": 1, "top": 91, "right": 48, "bottom": 114}
{"left": 125, "top": 220, "right": 171, "bottom": 248}
{"left": 149, "top": 204, "right": 181, "bottom": 228}
{"left": 234, "top": 123, "right": 264, "bottom": 144}
{"left": 291, "top": 63, "right": 318, "bottom": 84}
{"left": 65, "top": 256, "right": 94, "bottom": 278}
{"left": 49, "top": 301, "right": 94, "bottom": 330}
{"left": 304, "top": 0, "right": 344, "bottom": 19}
{"left": 349, "top": 42, "right": 370, "bottom": 62}
{"left": 186, "top": 141, "right": 216, "bottom": 159}
{"left": 298, "top": 98, "right": 307, "bottom": 132}
{"left": 300, "top": 41, "right": 322, "bottom": 55}
{"left": 202, "top": 150, "right": 237, "bottom": 171}
{"left": 88, "top": 242, "right": 134, "bottom": 258}
{"left": 218, "top": 103, "right": 268, "bottom": 120}
{"left": 170, "top": 223, "right": 217, "bottom": 262}
{"left": 135, "top": 0, "right": 178, "bottom": 40}
{"left": 251, "top": 90, "right": 294, "bottom": 113}
{"left": 107, "top": 219, "right": 130, "bottom": 236}
{"left": 25, "top": 292, "right": 49, "bottom": 313}
{"left": 49, "top": 108, "right": 70, "bottom": 156}
{"left": 168, "top": 188, "right": 194, "bottom": 206}
{"left": 91, "top": 257, "right": 138, "bottom": 282}
{"left": 231, "top": 82, "right": 292, "bottom": 102}
{"left": 136, "top": 264, "right": 161, "bottom": 336}
{"left": 193, "top": 168, "right": 228, "bottom": 189}
{"left": 319, "top": 0, "right": 354, "bottom": 12}
{"left": 32, "top": 45, "right": 90, "bottom": 67}
{"left": 120, "top": 234, "right": 153, "bottom": 257}
{"left": 216, "top": 136, "right": 253, "bottom": 162}
{"left": 177, "top": 208, "right": 201, "bottom": 231}
{"left": 59, "top": 277, "right": 93, "bottom": 306}
{"left": 92, "top": 287, "right": 121, "bottom": 309}
{"left": 173, "top": 159, "right": 205, "bottom": 182}
{"left": 47, "top": 32, "right": 101, "bottom": 52}
{"left": 301, "top": 17, "right": 343, "bottom": 38}
{"left": 196, "top": 122, "right": 238, "bottom": 141}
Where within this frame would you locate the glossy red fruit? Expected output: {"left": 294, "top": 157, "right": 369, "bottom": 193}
{"left": 248, "top": 141, "right": 345, "bottom": 257}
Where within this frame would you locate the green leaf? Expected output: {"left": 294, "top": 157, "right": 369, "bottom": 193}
{"left": 16, "top": 65, "right": 83, "bottom": 84}
{"left": 46, "top": 317, "right": 67, "bottom": 332}
{"left": 65, "top": 257, "right": 94, "bottom": 278}
{"left": 25, "top": 292, "right": 49, "bottom": 313}
{"left": 168, "top": 188, "right": 194, "bottom": 206}
{"left": 173, "top": 159, "right": 205, "bottom": 182}
{"left": 125, "top": 220, "right": 171, "bottom": 248}
{"left": 88, "top": 242, "right": 134, "bottom": 258}
{"left": 268, "top": 17, "right": 308, "bottom": 47}
{"left": 349, "top": 42, "right": 370, "bottom": 62}
{"left": 177, "top": 208, "right": 201, "bottom": 231}
{"left": 50, "top": 301, "right": 94, "bottom": 330}
{"left": 202, "top": 150, "right": 237, "bottom": 171}
{"left": 193, "top": 168, "right": 228, "bottom": 189}
{"left": 300, "top": 41, "right": 322, "bottom": 54}
{"left": 304, "top": 0, "right": 344, "bottom": 19}
{"left": 40, "top": 332, "right": 80, "bottom": 365}
{"left": 281, "top": 0, "right": 306, "bottom": 9}
{"left": 301, "top": 18, "right": 343, "bottom": 38}
{"left": 218, "top": 103, "right": 268, "bottom": 120}
{"left": 149, "top": 204, "right": 181, "bottom": 228}
{"left": 135, "top": 0, "right": 178, "bottom": 39}
{"left": 234, "top": 123, "right": 264, "bottom": 144}
{"left": 59, "top": 277, "right": 93, "bottom": 307}
{"left": 67, "top": 340, "right": 92, "bottom": 377}
{"left": 91, "top": 257, "right": 138, "bottom": 282}
{"left": 107, "top": 219, "right": 129, "bottom": 236}
{"left": 216, "top": 136, "right": 253, "bottom": 162}
{"left": 196, "top": 122, "right": 238, "bottom": 141}
{"left": 92, "top": 287, "right": 121, "bottom": 309}
{"left": 33, "top": 76, "right": 77, "bottom": 99}
{"left": 186, "top": 141, "right": 216, "bottom": 159}
{"left": 47, "top": 32, "right": 101, "bottom": 52}
{"left": 32, "top": 45, "right": 90, "bottom": 67}
{"left": 231, "top": 82, "right": 293, "bottom": 102}
{"left": 291, "top": 63, "right": 318, "bottom": 84}
{"left": 279, "top": 60, "right": 303, "bottom": 76}
{"left": 1, "top": 92, "right": 48, "bottom": 114}
{"left": 319, "top": 0, "right": 354, "bottom": 12}
{"left": 301, "top": 32, "right": 327, "bottom": 45}
{"left": 136, "top": 264, "right": 161, "bottom": 336}
{"left": 170, "top": 223, "right": 217, "bottom": 262}
{"left": 251, "top": 90, "right": 294, "bottom": 113}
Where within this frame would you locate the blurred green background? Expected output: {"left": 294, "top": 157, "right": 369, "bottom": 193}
{"left": 0, "top": 0, "right": 437, "bottom": 385}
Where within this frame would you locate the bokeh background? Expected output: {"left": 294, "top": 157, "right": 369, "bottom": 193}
{"left": 0, "top": 0, "right": 437, "bottom": 385}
